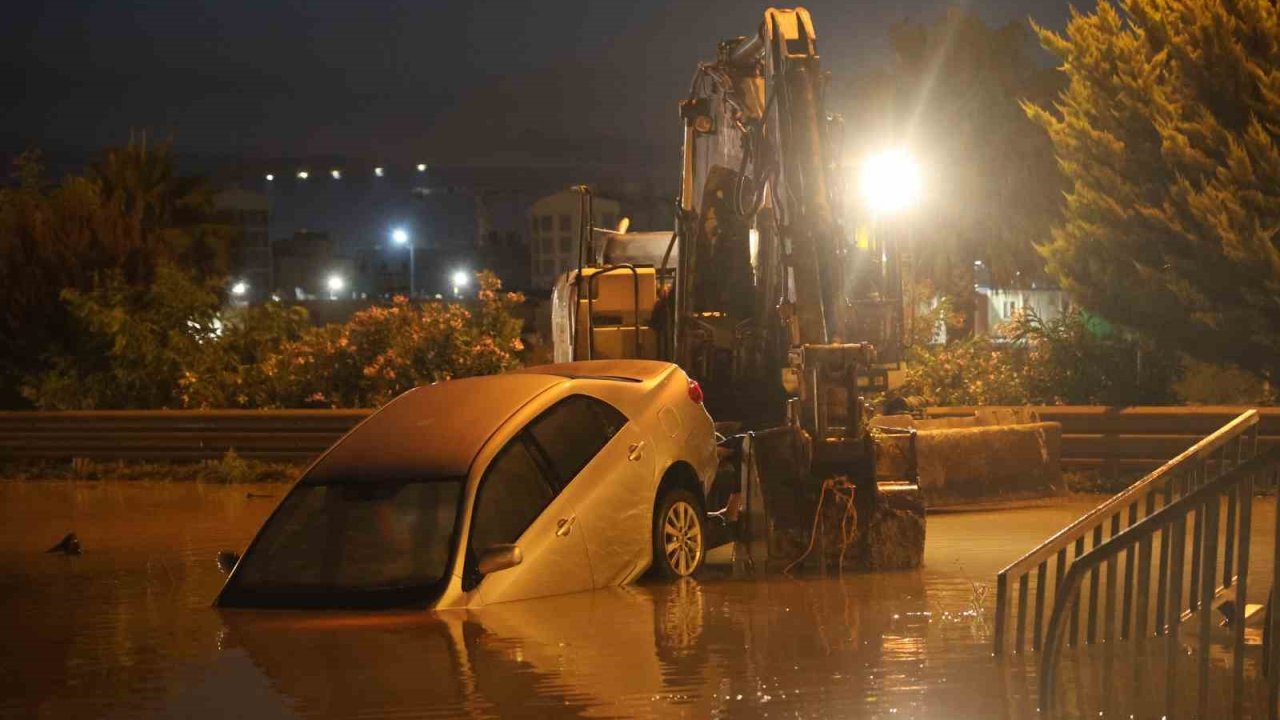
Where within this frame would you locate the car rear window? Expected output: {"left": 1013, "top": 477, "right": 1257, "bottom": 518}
{"left": 526, "top": 395, "right": 627, "bottom": 490}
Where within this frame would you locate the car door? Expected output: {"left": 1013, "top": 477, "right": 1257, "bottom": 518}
{"left": 526, "top": 394, "right": 656, "bottom": 587}
{"left": 470, "top": 434, "right": 593, "bottom": 606}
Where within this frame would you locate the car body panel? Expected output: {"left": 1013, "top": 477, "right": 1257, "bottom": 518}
{"left": 476, "top": 490, "right": 594, "bottom": 605}
{"left": 568, "top": 419, "right": 656, "bottom": 586}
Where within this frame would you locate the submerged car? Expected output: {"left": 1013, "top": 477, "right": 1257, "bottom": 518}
{"left": 216, "top": 359, "right": 719, "bottom": 610}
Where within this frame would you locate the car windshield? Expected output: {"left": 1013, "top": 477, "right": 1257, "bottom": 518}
{"left": 219, "top": 478, "right": 463, "bottom": 608}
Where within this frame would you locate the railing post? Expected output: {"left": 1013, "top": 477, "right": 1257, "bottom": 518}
{"left": 1189, "top": 461, "right": 1205, "bottom": 613}
{"left": 1088, "top": 524, "right": 1103, "bottom": 643}
{"left": 994, "top": 571, "right": 1008, "bottom": 656}
{"left": 1122, "top": 502, "right": 1137, "bottom": 640}
{"left": 1269, "top": 473, "right": 1280, "bottom": 718}
{"left": 1105, "top": 513, "right": 1120, "bottom": 643}
{"left": 1015, "top": 573, "right": 1029, "bottom": 653}
{"left": 1197, "top": 495, "right": 1220, "bottom": 718}
{"left": 1231, "top": 473, "right": 1251, "bottom": 718}
{"left": 1166, "top": 517, "right": 1187, "bottom": 711}
{"left": 1071, "top": 536, "right": 1085, "bottom": 646}
{"left": 1034, "top": 560, "right": 1048, "bottom": 651}
{"left": 1156, "top": 480, "right": 1174, "bottom": 634}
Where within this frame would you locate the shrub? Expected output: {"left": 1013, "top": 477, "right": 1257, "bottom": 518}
{"left": 898, "top": 309, "right": 1182, "bottom": 406}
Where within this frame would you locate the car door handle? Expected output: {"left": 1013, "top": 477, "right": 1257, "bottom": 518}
{"left": 627, "top": 441, "right": 645, "bottom": 462}
{"left": 555, "top": 516, "right": 576, "bottom": 537}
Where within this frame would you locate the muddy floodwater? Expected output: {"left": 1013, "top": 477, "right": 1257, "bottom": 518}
{"left": 0, "top": 481, "right": 1273, "bottom": 718}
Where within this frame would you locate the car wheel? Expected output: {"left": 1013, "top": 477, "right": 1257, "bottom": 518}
{"left": 652, "top": 488, "right": 706, "bottom": 579}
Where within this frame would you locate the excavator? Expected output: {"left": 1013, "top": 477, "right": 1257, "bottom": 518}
{"left": 550, "top": 7, "right": 924, "bottom": 571}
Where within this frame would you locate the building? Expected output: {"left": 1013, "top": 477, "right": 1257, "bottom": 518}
{"left": 213, "top": 188, "right": 271, "bottom": 302}
{"left": 528, "top": 190, "right": 621, "bottom": 291}
{"left": 273, "top": 230, "right": 353, "bottom": 300}
{"left": 975, "top": 286, "right": 1071, "bottom": 336}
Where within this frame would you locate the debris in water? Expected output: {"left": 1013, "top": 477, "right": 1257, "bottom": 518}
{"left": 46, "top": 532, "right": 81, "bottom": 555}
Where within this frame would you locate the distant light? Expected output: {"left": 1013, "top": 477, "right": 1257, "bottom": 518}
{"left": 231, "top": 281, "right": 249, "bottom": 296}
{"left": 451, "top": 270, "right": 470, "bottom": 288}
{"left": 326, "top": 274, "right": 345, "bottom": 293}
{"left": 265, "top": 173, "right": 274, "bottom": 182}
{"left": 375, "top": 167, "right": 385, "bottom": 177}
{"left": 392, "top": 228, "right": 410, "bottom": 246}
{"left": 859, "top": 148, "right": 921, "bottom": 215}
{"left": 330, "top": 169, "right": 341, "bottom": 180}
{"left": 297, "top": 170, "right": 309, "bottom": 180}
{"left": 416, "top": 163, "right": 428, "bottom": 172}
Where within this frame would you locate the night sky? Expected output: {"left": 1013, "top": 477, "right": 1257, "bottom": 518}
{"left": 5, "top": 1, "right": 1073, "bottom": 166}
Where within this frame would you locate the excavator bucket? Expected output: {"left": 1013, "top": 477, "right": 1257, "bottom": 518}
{"left": 725, "top": 424, "right": 925, "bottom": 573}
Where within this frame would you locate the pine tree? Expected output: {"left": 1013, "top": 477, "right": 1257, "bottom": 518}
{"left": 1027, "top": 0, "right": 1280, "bottom": 381}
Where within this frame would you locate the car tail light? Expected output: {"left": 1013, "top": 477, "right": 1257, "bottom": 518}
{"left": 687, "top": 379, "right": 704, "bottom": 405}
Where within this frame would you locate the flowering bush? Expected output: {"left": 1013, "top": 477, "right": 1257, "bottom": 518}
{"left": 28, "top": 269, "right": 526, "bottom": 409}
{"left": 250, "top": 271, "right": 525, "bottom": 408}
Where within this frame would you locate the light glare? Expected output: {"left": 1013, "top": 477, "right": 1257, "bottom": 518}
{"left": 375, "top": 167, "right": 384, "bottom": 177}
{"left": 326, "top": 274, "right": 345, "bottom": 293}
{"left": 297, "top": 170, "right": 309, "bottom": 180}
{"left": 392, "top": 228, "right": 409, "bottom": 245}
{"left": 451, "top": 270, "right": 470, "bottom": 288}
{"left": 416, "top": 163, "right": 427, "bottom": 172}
{"left": 330, "top": 169, "right": 341, "bottom": 180}
{"left": 265, "top": 173, "right": 274, "bottom": 182}
{"left": 859, "top": 148, "right": 922, "bottom": 215}
{"left": 231, "top": 281, "right": 248, "bottom": 296}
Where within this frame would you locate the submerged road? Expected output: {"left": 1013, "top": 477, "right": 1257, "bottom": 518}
{"left": 0, "top": 481, "right": 1272, "bottom": 718}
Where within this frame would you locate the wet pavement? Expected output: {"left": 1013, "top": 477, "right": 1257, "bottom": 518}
{"left": 0, "top": 481, "right": 1272, "bottom": 718}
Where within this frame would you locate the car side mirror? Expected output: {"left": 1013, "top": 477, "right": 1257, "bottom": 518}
{"left": 477, "top": 544, "right": 523, "bottom": 575}
{"left": 217, "top": 550, "right": 241, "bottom": 575}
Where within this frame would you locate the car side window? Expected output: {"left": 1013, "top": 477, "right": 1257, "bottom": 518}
{"left": 526, "top": 395, "right": 628, "bottom": 491}
{"left": 470, "top": 437, "right": 554, "bottom": 553}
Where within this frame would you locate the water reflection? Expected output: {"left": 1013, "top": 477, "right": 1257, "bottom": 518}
{"left": 5, "top": 482, "right": 1267, "bottom": 718}
{"left": 217, "top": 569, "right": 1023, "bottom": 718}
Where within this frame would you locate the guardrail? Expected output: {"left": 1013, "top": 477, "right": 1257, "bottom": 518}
{"left": 927, "top": 405, "right": 1280, "bottom": 473}
{"left": 0, "top": 410, "right": 370, "bottom": 462}
{"left": 0, "top": 405, "right": 1276, "bottom": 466}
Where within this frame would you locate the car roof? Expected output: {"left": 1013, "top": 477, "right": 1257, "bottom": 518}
{"left": 514, "top": 359, "right": 676, "bottom": 383}
{"left": 303, "top": 373, "right": 566, "bottom": 483}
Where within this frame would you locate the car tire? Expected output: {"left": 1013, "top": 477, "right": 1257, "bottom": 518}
{"left": 652, "top": 488, "right": 707, "bottom": 579}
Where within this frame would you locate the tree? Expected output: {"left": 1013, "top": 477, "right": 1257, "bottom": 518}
{"left": 24, "top": 265, "right": 223, "bottom": 409}
{"left": 1027, "top": 0, "right": 1280, "bottom": 381}
{"left": 0, "top": 139, "right": 229, "bottom": 406}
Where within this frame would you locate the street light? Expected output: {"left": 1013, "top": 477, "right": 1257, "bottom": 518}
{"left": 330, "top": 169, "right": 341, "bottom": 180}
{"left": 451, "top": 269, "right": 470, "bottom": 298}
{"left": 297, "top": 170, "right": 309, "bottom": 180}
{"left": 859, "top": 148, "right": 922, "bottom": 215}
{"left": 231, "top": 280, "right": 249, "bottom": 297}
{"left": 265, "top": 174, "right": 274, "bottom": 182}
{"left": 326, "top": 274, "right": 345, "bottom": 299}
{"left": 416, "top": 163, "right": 427, "bottom": 173}
{"left": 392, "top": 227, "right": 415, "bottom": 298}
{"left": 375, "top": 167, "right": 384, "bottom": 177}
{"left": 858, "top": 147, "right": 923, "bottom": 351}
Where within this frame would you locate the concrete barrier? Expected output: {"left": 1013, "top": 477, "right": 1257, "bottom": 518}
{"left": 915, "top": 422, "right": 1063, "bottom": 506}
{"left": 874, "top": 413, "right": 1064, "bottom": 507}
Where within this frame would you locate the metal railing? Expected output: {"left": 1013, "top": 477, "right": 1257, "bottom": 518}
{"left": 993, "top": 410, "right": 1263, "bottom": 657}
{"left": 1038, "top": 447, "right": 1279, "bottom": 717}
